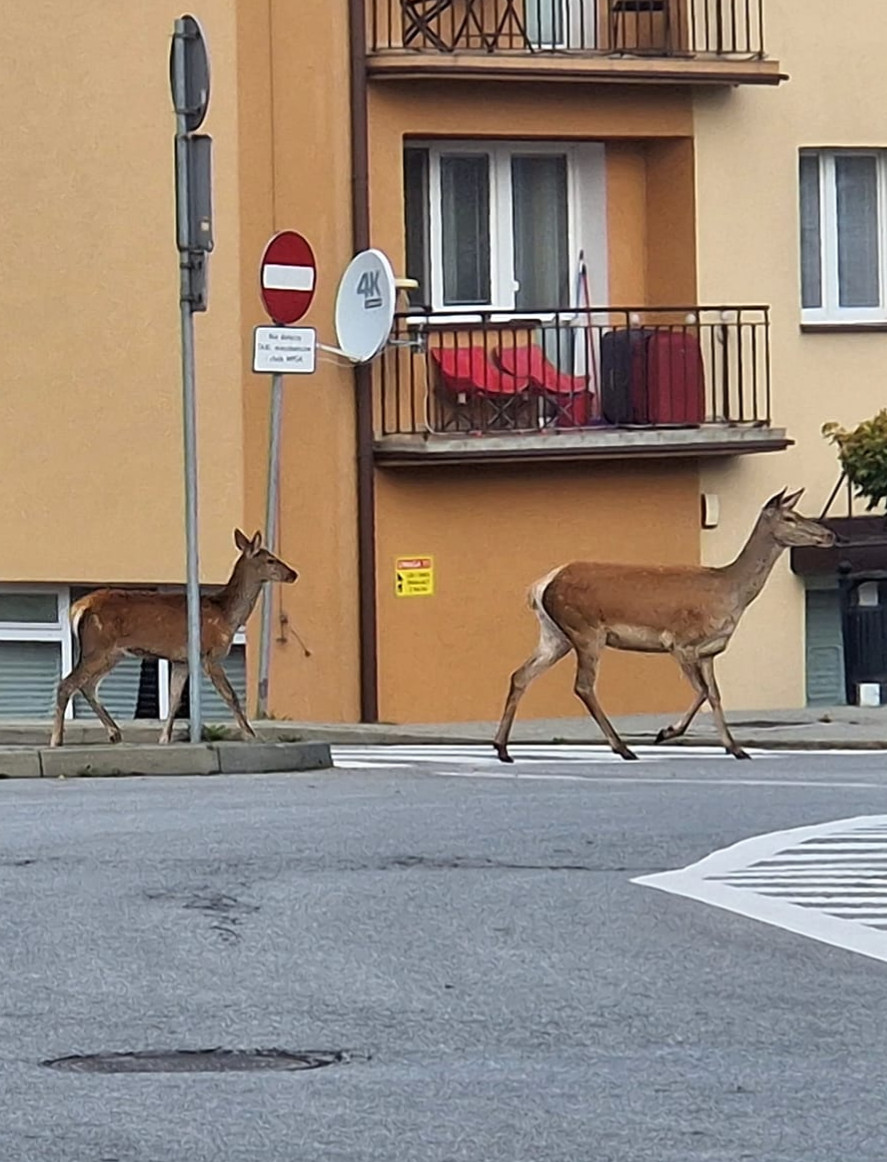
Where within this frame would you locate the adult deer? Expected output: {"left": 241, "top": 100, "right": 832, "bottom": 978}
{"left": 50, "top": 529, "right": 297, "bottom": 748}
{"left": 493, "top": 489, "right": 835, "bottom": 763}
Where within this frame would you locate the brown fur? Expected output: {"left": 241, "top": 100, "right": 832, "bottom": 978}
{"left": 50, "top": 529, "right": 298, "bottom": 747}
{"left": 493, "top": 489, "right": 835, "bottom": 763}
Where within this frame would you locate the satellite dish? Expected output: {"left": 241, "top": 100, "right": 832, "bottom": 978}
{"left": 334, "top": 249, "right": 397, "bottom": 363}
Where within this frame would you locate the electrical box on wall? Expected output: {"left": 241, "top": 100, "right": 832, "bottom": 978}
{"left": 701, "top": 493, "right": 720, "bottom": 529}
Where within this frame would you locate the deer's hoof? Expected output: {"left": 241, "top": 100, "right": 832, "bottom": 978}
{"left": 108, "top": 732, "right": 122, "bottom": 745}
{"left": 654, "top": 727, "right": 674, "bottom": 745}
{"left": 731, "top": 747, "right": 752, "bottom": 761}
{"left": 619, "top": 748, "right": 639, "bottom": 761}
{"left": 494, "top": 744, "right": 513, "bottom": 764}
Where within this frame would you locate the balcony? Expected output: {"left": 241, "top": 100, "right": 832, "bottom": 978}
{"left": 368, "top": 0, "right": 784, "bottom": 86}
{"left": 374, "top": 306, "right": 790, "bottom": 465}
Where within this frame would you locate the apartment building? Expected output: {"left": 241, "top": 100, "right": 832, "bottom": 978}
{"left": 0, "top": 0, "right": 882, "bottom": 725}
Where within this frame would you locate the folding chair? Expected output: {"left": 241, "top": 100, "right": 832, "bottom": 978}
{"left": 452, "top": 0, "right": 531, "bottom": 51}
{"left": 402, "top": 0, "right": 456, "bottom": 50}
{"left": 495, "top": 344, "right": 595, "bottom": 428}
{"left": 429, "top": 345, "right": 530, "bottom": 432}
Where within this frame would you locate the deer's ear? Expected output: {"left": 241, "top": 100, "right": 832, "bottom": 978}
{"left": 765, "top": 488, "right": 787, "bottom": 510}
{"left": 250, "top": 531, "right": 263, "bottom": 553}
{"left": 783, "top": 488, "right": 805, "bottom": 510}
{"left": 234, "top": 528, "right": 250, "bottom": 552}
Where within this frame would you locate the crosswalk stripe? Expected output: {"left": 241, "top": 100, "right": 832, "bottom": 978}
{"left": 634, "top": 815, "right": 887, "bottom": 963}
{"left": 331, "top": 743, "right": 767, "bottom": 769}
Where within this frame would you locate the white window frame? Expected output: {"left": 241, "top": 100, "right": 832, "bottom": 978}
{"left": 0, "top": 585, "right": 73, "bottom": 719}
{"left": 801, "top": 148, "right": 887, "bottom": 325}
{"left": 157, "top": 630, "right": 247, "bottom": 720}
{"left": 421, "top": 140, "right": 606, "bottom": 316}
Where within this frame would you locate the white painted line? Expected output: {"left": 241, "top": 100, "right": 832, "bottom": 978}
{"left": 427, "top": 773, "right": 887, "bottom": 790}
{"left": 261, "top": 264, "right": 315, "bottom": 291}
{"left": 633, "top": 815, "right": 887, "bottom": 964}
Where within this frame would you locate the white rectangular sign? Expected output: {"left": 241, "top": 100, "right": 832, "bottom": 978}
{"left": 252, "top": 326, "right": 316, "bottom": 374}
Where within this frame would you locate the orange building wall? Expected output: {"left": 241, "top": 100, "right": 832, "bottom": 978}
{"left": 376, "top": 462, "right": 701, "bottom": 723}
{"left": 0, "top": 0, "right": 244, "bottom": 584}
{"left": 236, "top": 0, "right": 361, "bottom": 722}
{"left": 360, "top": 79, "right": 702, "bottom": 723}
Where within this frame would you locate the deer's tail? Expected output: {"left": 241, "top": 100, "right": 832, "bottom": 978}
{"left": 526, "top": 566, "right": 569, "bottom": 644}
{"left": 69, "top": 592, "right": 104, "bottom": 646}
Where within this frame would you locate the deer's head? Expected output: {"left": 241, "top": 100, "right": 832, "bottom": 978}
{"left": 762, "top": 488, "right": 836, "bottom": 548}
{"left": 234, "top": 529, "right": 298, "bottom": 583}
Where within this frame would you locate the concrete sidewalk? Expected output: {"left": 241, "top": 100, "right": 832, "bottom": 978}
{"left": 1, "top": 705, "right": 886, "bottom": 753}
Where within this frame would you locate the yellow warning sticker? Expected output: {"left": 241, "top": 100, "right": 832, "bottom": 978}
{"left": 395, "top": 556, "right": 434, "bottom": 597}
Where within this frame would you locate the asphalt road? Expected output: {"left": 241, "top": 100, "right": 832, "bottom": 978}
{"left": 3, "top": 745, "right": 887, "bottom": 1162}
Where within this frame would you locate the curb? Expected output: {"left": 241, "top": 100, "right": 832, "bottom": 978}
{"left": 1, "top": 741, "right": 333, "bottom": 780}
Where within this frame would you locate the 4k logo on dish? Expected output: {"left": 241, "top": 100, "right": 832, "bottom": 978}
{"left": 357, "top": 269, "right": 382, "bottom": 309}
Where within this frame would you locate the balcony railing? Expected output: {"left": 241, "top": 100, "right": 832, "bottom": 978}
{"left": 371, "top": 0, "right": 766, "bottom": 59}
{"left": 375, "top": 306, "right": 774, "bottom": 457}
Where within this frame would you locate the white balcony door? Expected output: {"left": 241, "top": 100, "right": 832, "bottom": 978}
{"left": 404, "top": 140, "right": 607, "bottom": 314}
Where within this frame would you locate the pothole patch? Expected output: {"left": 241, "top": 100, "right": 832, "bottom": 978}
{"left": 42, "top": 1048, "right": 348, "bottom": 1074}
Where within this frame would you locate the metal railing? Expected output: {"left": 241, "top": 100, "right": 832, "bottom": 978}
{"left": 371, "top": 0, "right": 766, "bottom": 59}
{"left": 375, "top": 305, "right": 771, "bottom": 439}
{"left": 820, "top": 474, "right": 887, "bottom": 524}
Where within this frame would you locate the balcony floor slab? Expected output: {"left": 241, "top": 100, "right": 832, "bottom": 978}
{"left": 374, "top": 424, "right": 791, "bottom": 466}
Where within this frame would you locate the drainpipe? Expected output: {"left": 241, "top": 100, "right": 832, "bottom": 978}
{"left": 348, "top": 0, "right": 379, "bottom": 722}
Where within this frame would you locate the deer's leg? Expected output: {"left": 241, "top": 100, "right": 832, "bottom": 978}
{"left": 698, "top": 656, "right": 749, "bottom": 760}
{"left": 159, "top": 661, "right": 189, "bottom": 745}
{"left": 203, "top": 658, "right": 257, "bottom": 741}
{"left": 572, "top": 639, "right": 638, "bottom": 762}
{"left": 655, "top": 658, "right": 708, "bottom": 745}
{"left": 493, "top": 619, "right": 570, "bottom": 763}
{"left": 50, "top": 656, "right": 122, "bottom": 747}
{"left": 79, "top": 680, "right": 124, "bottom": 745}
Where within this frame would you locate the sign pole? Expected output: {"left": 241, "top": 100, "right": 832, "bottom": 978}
{"left": 257, "top": 372, "right": 284, "bottom": 717}
{"left": 254, "top": 231, "right": 319, "bottom": 718}
{"left": 173, "top": 19, "right": 204, "bottom": 743}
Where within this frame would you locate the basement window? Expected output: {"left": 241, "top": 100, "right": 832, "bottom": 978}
{"left": 0, "top": 587, "right": 72, "bottom": 720}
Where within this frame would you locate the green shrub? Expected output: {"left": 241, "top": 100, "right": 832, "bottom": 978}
{"left": 822, "top": 410, "right": 887, "bottom": 511}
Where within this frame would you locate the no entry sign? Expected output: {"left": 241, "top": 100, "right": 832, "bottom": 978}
{"left": 259, "top": 231, "right": 317, "bottom": 325}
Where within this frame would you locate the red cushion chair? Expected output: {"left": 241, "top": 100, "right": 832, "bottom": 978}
{"left": 495, "top": 344, "right": 594, "bottom": 427}
{"left": 430, "top": 345, "right": 528, "bottom": 395}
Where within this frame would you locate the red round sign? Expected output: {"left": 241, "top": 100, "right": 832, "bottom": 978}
{"left": 259, "top": 231, "right": 317, "bottom": 325}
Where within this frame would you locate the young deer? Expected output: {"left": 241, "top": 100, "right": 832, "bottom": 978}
{"left": 50, "top": 529, "right": 298, "bottom": 748}
{"left": 493, "top": 489, "right": 835, "bottom": 763}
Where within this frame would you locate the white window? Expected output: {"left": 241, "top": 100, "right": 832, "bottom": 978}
{"left": 800, "top": 149, "right": 887, "bottom": 324}
{"left": 403, "top": 141, "right": 607, "bottom": 314}
{"left": 0, "top": 587, "right": 73, "bottom": 720}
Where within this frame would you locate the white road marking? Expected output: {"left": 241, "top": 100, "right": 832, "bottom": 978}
{"left": 634, "top": 815, "right": 887, "bottom": 964}
{"left": 330, "top": 745, "right": 887, "bottom": 790}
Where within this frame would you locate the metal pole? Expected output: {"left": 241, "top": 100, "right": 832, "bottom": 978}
{"left": 257, "top": 372, "right": 284, "bottom": 717}
{"left": 173, "top": 21, "right": 203, "bottom": 743}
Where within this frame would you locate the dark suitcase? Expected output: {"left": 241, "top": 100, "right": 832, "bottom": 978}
{"left": 599, "top": 328, "right": 652, "bottom": 425}
{"left": 645, "top": 331, "right": 705, "bottom": 425}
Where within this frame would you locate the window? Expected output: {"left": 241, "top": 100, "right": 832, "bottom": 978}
{"left": 404, "top": 141, "right": 604, "bottom": 313}
{"left": 800, "top": 149, "right": 887, "bottom": 323}
{"left": 0, "top": 587, "right": 72, "bottom": 720}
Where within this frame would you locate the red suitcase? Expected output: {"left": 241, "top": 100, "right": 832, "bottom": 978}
{"left": 644, "top": 331, "right": 705, "bottom": 426}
